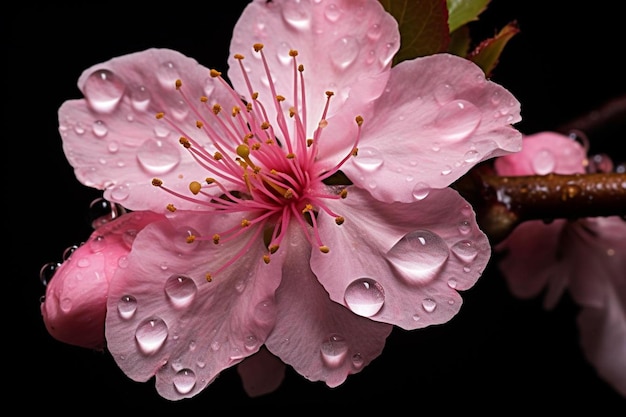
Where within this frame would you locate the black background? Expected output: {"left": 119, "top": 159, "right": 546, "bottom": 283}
{"left": 6, "top": 0, "right": 625, "bottom": 412}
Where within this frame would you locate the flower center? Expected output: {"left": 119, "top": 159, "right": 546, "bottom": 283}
{"left": 151, "top": 44, "right": 363, "bottom": 280}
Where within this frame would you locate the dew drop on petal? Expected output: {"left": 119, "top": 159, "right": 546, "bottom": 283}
{"left": 137, "top": 138, "right": 181, "bottom": 175}
{"left": 329, "top": 36, "right": 359, "bottom": 70}
{"left": 320, "top": 333, "right": 349, "bottom": 368}
{"left": 40, "top": 262, "right": 60, "bottom": 286}
{"left": 388, "top": 230, "right": 449, "bottom": 284}
{"left": 157, "top": 61, "right": 180, "bottom": 89}
{"left": 463, "top": 149, "right": 480, "bottom": 163}
{"left": 130, "top": 85, "right": 151, "bottom": 111}
{"left": 244, "top": 335, "right": 259, "bottom": 351}
{"left": 344, "top": 277, "right": 385, "bottom": 317}
{"left": 351, "top": 353, "right": 364, "bottom": 369}
{"left": 447, "top": 278, "right": 458, "bottom": 289}
{"left": 531, "top": 148, "right": 556, "bottom": 175}
{"left": 92, "top": 120, "right": 108, "bottom": 138}
{"left": 353, "top": 146, "right": 383, "bottom": 171}
{"left": 434, "top": 83, "right": 455, "bottom": 105}
{"left": 324, "top": 3, "right": 342, "bottom": 21}
{"left": 135, "top": 317, "right": 168, "bottom": 355}
{"left": 412, "top": 182, "right": 430, "bottom": 200}
{"left": 282, "top": 0, "right": 311, "bottom": 30}
{"left": 434, "top": 100, "right": 481, "bottom": 142}
{"left": 173, "top": 369, "right": 197, "bottom": 395}
{"left": 451, "top": 240, "right": 478, "bottom": 263}
{"left": 110, "top": 184, "right": 130, "bottom": 201}
{"left": 422, "top": 298, "right": 437, "bottom": 313}
{"left": 457, "top": 220, "right": 472, "bottom": 235}
{"left": 84, "top": 69, "right": 126, "bottom": 113}
{"left": 118, "top": 295, "right": 137, "bottom": 319}
{"left": 367, "top": 23, "right": 382, "bottom": 40}
{"left": 164, "top": 274, "right": 197, "bottom": 308}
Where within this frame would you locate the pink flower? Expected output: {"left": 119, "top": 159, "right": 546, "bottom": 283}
{"left": 56, "top": 0, "right": 521, "bottom": 400}
{"left": 495, "top": 131, "right": 626, "bottom": 397}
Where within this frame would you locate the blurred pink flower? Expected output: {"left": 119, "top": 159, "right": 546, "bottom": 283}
{"left": 495, "top": 131, "right": 626, "bottom": 397}
{"left": 54, "top": 0, "right": 521, "bottom": 399}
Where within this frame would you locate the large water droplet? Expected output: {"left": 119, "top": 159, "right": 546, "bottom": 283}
{"left": 110, "top": 183, "right": 130, "bottom": 201}
{"left": 173, "top": 369, "right": 197, "bottom": 395}
{"left": 282, "top": 0, "right": 311, "bottom": 30}
{"left": 320, "top": 333, "right": 349, "bottom": 368}
{"left": 531, "top": 148, "right": 556, "bottom": 175}
{"left": 158, "top": 61, "right": 180, "bottom": 89}
{"left": 164, "top": 274, "right": 197, "bottom": 308}
{"left": 344, "top": 277, "right": 385, "bottom": 317}
{"left": 135, "top": 317, "right": 168, "bottom": 354}
{"left": 130, "top": 85, "right": 151, "bottom": 111}
{"left": 329, "top": 36, "right": 359, "bottom": 70}
{"left": 433, "top": 100, "right": 481, "bottom": 142}
{"left": 39, "top": 262, "right": 60, "bottom": 286}
{"left": 118, "top": 295, "right": 138, "bottom": 319}
{"left": 137, "top": 138, "right": 181, "bottom": 175}
{"left": 387, "top": 230, "right": 449, "bottom": 284}
{"left": 84, "top": 69, "right": 125, "bottom": 113}
{"left": 412, "top": 182, "right": 430, "bottom": 200}
{"left": 451, "top": 240, "right": 478, "bottom": 263}
{"left": 353, "top": 146, "right": 383, "bottom": 171}
{"left": 422, "top": 298, "right": 437, "bottom": 313}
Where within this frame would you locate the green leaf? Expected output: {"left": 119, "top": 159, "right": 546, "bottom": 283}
{"left": 467, "top": 21, "right": 520, "bottom": 77}
{"left": 446, "top": 0, "right": 491, "bottom": 33}
{"left": 447, "top": 24, "right": 471, "bottom": 57}
{"left": 379, "top": 0, "right": 450, "bottom": 64}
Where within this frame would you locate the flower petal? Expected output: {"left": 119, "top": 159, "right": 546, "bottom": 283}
{"left": 343, "top": 54, "right": 522, "bottom": 202}
{"left": 41, "top": 211, "right": 164, "bottom": 350}
{"left": 104, "top": 211, "right": 284, "bottom": 400}
{"left": 237, "top": 347, "right": 287, "bottom": 397}
{"left": 58, "top": 48, "right": 242, "bottom": 212}
{"left": 265, "top": 225, "right": 392, "bottom": 387}
{"left": 312, "top": 187, "right": 490, "bottom": 330}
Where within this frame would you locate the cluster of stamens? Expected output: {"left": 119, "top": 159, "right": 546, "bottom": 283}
{"left": 152, "top": 44, "right": 363, "bottom": 281}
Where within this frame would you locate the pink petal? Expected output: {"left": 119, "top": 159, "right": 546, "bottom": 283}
{"left": 41, "top": 211, "right": 164, "bottom": 350}
{"left": 104, "top": 211, "right": 284, "bottom": 400}
{"left": 237, "top": 347, "right": 286, "bottom": 397}
{"left": 312, "top": 187, "right": 490, "bottom": 330}
{"left": 494, "top": 131, "right": 587, "bottom": 175}
{"left": 58, "top": 48, "right": 242, "bottom": 212}
{"left": 228, "top": 0, "right": 399, "bottom": 163}
{"left": 265, "top": 226, "right": 392, "bottom": 388}
{"left": 342, "top": 54, "right": 522, "bottom": 202}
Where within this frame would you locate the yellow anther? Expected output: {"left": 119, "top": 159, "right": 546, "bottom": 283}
{"left": 175, "top": 79, "right": 182, "bottom": 89}
{"left": 234, "top": 53, "right": 244, "bottom": 60}
{"left": 335, "top": 216, "right": 345, "bottom": 225}
{"left": 213, "top": 234, "right": 220, "bottom": 244}
{"left": 200, "top": 96, "right": 208, "bottom": 103}
{"left": 152, "top": 178, "right": 163, "bottom": 187}
{"left": 355, "top": 115, "right": 364, "bottom": 126}
{"left": 241, "top": 219, "right": 251, "bottom": 227}
{"left": 206, "top": 177, "right": 216, "bottom": 184}
{"left": 298, "top": 64, "right": 304, "bottom": 72}
{"left": 263, "top": 254, "right": 271, "bottom": 264}
{"left": 213, "top": 152, "right": 223, "bottom": 160}
{"left": 269, "top": 244, "right": 279, "bottom": 254}
{"left": 265, "top": 138, "right": 274, "bottom": 145}
{"left": 340, "top": 189, "right": 348, "bottom": 199}
{"left": 270, "top": 169, "right": 278, "bottom": 175}
{"left": 189, "top": 181, "right": 202, "bottom": 195}
{"left": 302, "top": 204, "right": 314, "bottom": 213}
{"left": 326, "top": 91, "right": 334, "bottom": 97}
{"left": 167, "top": 204, "right": 176, "bottom": 212}
{"left": 352, "top": 147, "right": 358, "bottom": 156}
{"left": 289, "top": 49, "right": 298, "bottom": 57}
{"left": 307, "top": 139, "right": 314, "bottom": 147}
{"left": 276, "top": 95, "right": 285, "bottom": 102}
{"left": 212, "top": 104, "right": 222, "bottom": 115}
{"left": 186, "top": 235, "right": 196, "bottom": 244}
{"left": 232, "top": 106, "right": 241, "bottom": 116}
{"left": 253, "top": 43, "right": 264, "bottom": 52}
{"left": 196, "top": 120, "right": 203, "bottom": 128}
{"left": 237, "top": 144, "right": 251, "bottom": 158}
{"left": 284, "top": 189, "right": 294, "bottom": 199}
{"left": 210, "top": 69, "right": 222, "bottom": 78}
{"left": 179, "top": 137, "right": 191, "bottom": 148}
{"left": 289, "top": 108, "right": 296, "bottom": 117}
{"left": 286, "top": 153, "right": 295, "bottom": 159}
{"left": 261, "top": 121, "right": 270, "bottom": 130}
{"left": 246, "top": 102, "right": 253, "bottom": 112}
{"left": 244, "top": 133, "right": 254, "bottom": 140}
{"left": 156, "top": 112, "right": 165, "bottom": 119}
{"left": 252, "top": 143, "right": 261, "bottom": 150}
{"left": 252, "top": 92, "right": 259, "bottom": 100}
{"left": 205, "top": 273, "right": 213, "bottom": 282}
{"left": 318, "top": 119, "right": 328, "bottom": 128}
{"left": 319, "top": 245, "right": 330, "bottom": 253}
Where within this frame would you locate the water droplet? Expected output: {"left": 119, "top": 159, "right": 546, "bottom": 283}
{"left": 351, "top": 353, "right": 364, "bottom": 369}
{"left": 40, "top": 262, "right": 61, "bottom": 286}
{"left": 329, "top": 36, "right": 359, "bottom": 70}
{"left": 562, "top": 184, "right": 582, "bottom": 200}
{"left": 89, "top": 235, "right": 106, "bottom": 252}
{"left": 353, "top": 146, "right": 383, "bottom": 171}
{"left": 447, "top": 278, "right": 458, "bottom": 289}
{"left": 92, "top": 120, "right": 108, "bottom": 138}
{"left": 137, "top": 138, "right": 181, "bottom": 175}
{"left": 422, "top": 298, "right": 437, "bottom": 313}
{"left": 122, "top": 229, "right": 138, "bottom": 249}
{"left": 77, "top": 258, "right": 91, "bottom": 268}
{"left": 110, "top": 183, "right": 130, "bottom": 201}
{"left": 118, "top": 295, "right": 137, "bottom": 319}
{"left": 158, "top": 61, "right": 180, "bottom": 89}
{"left": 367, "top": 23, "right": 382, "bottom": 40}
{"left": 282, "top": 0, "right": 311, "bottom": 30}
{"left": 531, "top": 148, "right": 556, "bottom": 175}
{"left": 320, "top": 333, "right": 349, "bottom": 367}
{"left": 324, "top": 3, "right": 342, "bottom": 21}
{"left": 108, "top": 141, "right": 120, "bottom": 153}
{"left": 451, "top": 240, "right": 478, "bottom": 263}
{"left": 84, "top": 69, "right": 125, "bottom": 113}
{"left": 441, "top": 165, "right": 452, "bottom": 175}
{"left": 211, "top": 340, "right": 221, "bottom": 351}
{"left": 164, "top": 274, "right": 197, "bottom": 308}
{"left": 204, "top": 78, "right": 216, "bottom": 96}
{"left": 244, "top": 335, "right": 259, "bottom": 351}
{"left": 457, "top": 220, "right": 471, "bottom": 235}
{"left": 433, "top": 100, "right": 481, "bottom": 142}
{"left": 173, "top": 369, "right": 197, "bottom": 395}
{"left": 135, "top": 317, "right": 168, "bottom": 354}
{"left": 130, "top": 85, "right": 151, "bottom": 111}
{"left": 463, "top": 149, "right": 480, "bottom": 163}
{"left": 387, "top": 230, "right": 449, "bottom": 284}
{"left": 412, "top": 182, "right": 430, "bottom": 200}
{"left": 434, "top": 83, "right": 455, "bottom": 105}
{"left": 344, "top": 278, "right": 385, "bottom": 317}
{"left": 277, "top": 43, "right": 293, "bottom": 65}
